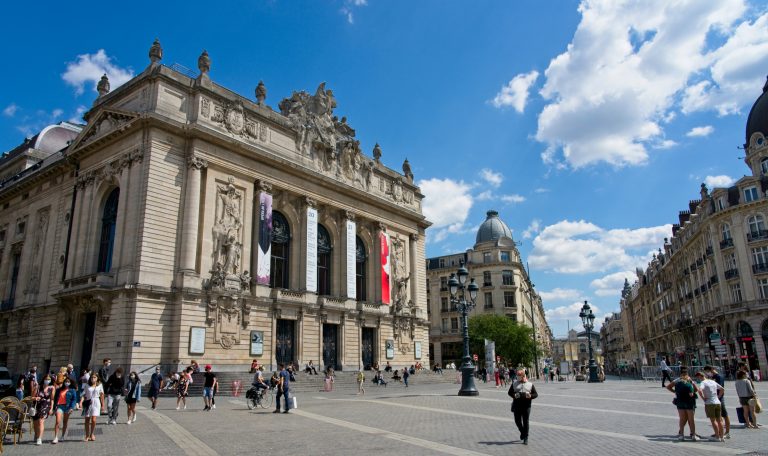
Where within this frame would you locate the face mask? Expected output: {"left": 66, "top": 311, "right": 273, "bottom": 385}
{"left": 130, "top": 376, "right": 136, "bottom": 380}
{"left": 117, "top": 375, "right": 122, "bottom": 378}
{"left": 64, "top": 382, "right": 71, "bottom": 387}
{"left": 44, "top": 380, "right": 51, "bottom": 385}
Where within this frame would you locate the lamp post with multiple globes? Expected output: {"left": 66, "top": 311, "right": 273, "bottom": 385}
{"left": 447, "top": 260, "right": 480, "bottom": 396}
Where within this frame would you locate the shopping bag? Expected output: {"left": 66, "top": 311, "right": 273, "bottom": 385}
{"left": 750, "top": 397, "right": 763, "bottom": 414}
{"left": 736, "top": 406, "right": 745, "bottom": 424}
{"left": 289, "top": 396, "right": 298, "bottom": 409}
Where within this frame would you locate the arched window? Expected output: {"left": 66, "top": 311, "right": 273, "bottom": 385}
{"left": 317, "top": 224, "right": 332, "bottom": 295}
{"left": 761, "top": 158, "right": 768, "bottom": 175}
{"left": 721, "top": 223, "right": 731, "bottom": 241}
{"left": 579, "top": 343, "right": 586, "bottom": 353}
{"left": 356, "top": 236, "right": 367, "bottom": 301}
{"left": 748, "top": 215, "right": 765, "bottom": 235}
{"left": 97, "top": 188, "right": 119, "bottom": 273}
{"left": 737, "top": 320, "right": 754, "bottom": 337}
{"left": 270, "top": 211, "right": 290, "bottom": 289}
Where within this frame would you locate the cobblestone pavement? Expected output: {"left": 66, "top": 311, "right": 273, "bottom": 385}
{"left": 3, "top": 378, "right": 768, "bottom": 455}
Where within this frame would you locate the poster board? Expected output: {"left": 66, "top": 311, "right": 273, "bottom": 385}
{"left": 250, "top": 330, "right": 264, "bottom": 356}
{"left": 189, "top": 327, "right": 205, "bottom": 355}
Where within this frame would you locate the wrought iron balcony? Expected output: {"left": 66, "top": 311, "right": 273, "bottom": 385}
{"left": 724, "top": 268, "right": 739, "bottom": 280}
{"left": 752, "top": 263, "right": 768, "bottom": 274}
{"left": 720, "top": 238, "right": 734, "bottom": 249}
{"left": 747, "top": 229, "right": 768, "bottom": 242}
{"left": 705, "top": 246, "right": 714, "bottom": 256}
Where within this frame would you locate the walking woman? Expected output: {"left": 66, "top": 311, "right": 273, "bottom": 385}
{"left": 667, "top": 368, "right": 700, "bottom": 441}
{"left": 80, "top": 373, "right": 105, "bottom": 442}
{"left": 509, "top": 368, "right": 538, "bottom": 445}
{"left": 124, "top": 371, "right": 141, "bottom": 424}
{"left": 176, "top": 371, "right": 189, "bottom": 410}
{"left": 51, "top": 377, "right": 78, "bottom": 443}
{"left": 32, "top": 374, "right": 55, "bottom": 445}
{"left": 735, "top": 370, "right": 760, "bottom": 428}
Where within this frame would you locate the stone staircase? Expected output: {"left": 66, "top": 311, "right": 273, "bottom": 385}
{"left": 158, "top": 369, "right": 459, "bottom": 397}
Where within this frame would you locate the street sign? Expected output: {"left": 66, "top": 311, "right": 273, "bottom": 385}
{"left": 473, "top": 354, "right": 478, "bottom": 361}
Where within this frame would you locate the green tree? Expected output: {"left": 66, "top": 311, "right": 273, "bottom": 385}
{"left": 468, "top": 314, "right": 539, "bottom": 367}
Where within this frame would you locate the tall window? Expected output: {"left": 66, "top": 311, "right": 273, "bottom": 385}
{"left": 744, "top": 186, "right": 759, "bottom": 202}
{"left": 748, "top": 215, "right": 765, "bottom": 235}
{"left": 722, "top": 223, "right": 731, "bottom": 241}
{"left": 441, "top": 297, "right": 448, "bottom": 312}
{"left": 483, "top": 271, "right": 492, "bottom": 286}
{"left": 440, "top": 276, "right": 447, "bottom": 290}
{"left": 726, "top": 253, "right": 737, "bottom": 270}
{"left": 441, "top": 318, "right": 448, "bottom": 331}
{"left": 7, "top": 251, "right": 21, "bottom": 306}
{"left": 758, "top": 278, "right": 768, "bottom": 299}
{"left": 730, "top": 283, "right": 743, "bottom": 303}
{"left": 500, "top": 251, "right": 511, "bottom": 262}
{"left": 502, "top": 270, "right": 514, "bottom": 285}
{"left": 504, "top": 291, "right": 515, "bottom": 308}
{"left": 97, "top": 188, "right": 119, "bottom": 273}
{"left": 717, "top": 198, "right": 726, "bottom": 211}
{"left": 761, "top": 158, "right": 768, "bottom": 175}
{"left": 451, "top": 317, "right": 459, "bottom": 330}
{"left": 270, "top": 211, "right": 290, "bottom": 288}
{"left": 753, "top": 246, "right": 768, "bottom": 267}
{"left": 355, "top": 236, "right": 367, "bottom": 301}
{"left": 317, "top": 224, "right": 332, "bottom": 295}
{"left": 483, "top": 252, "right": 492, "bottom": 263}
{"left": 484, "top": 292, "right": 493, "bottom": 309}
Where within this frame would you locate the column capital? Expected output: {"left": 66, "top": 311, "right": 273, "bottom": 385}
{"left": 304, "top": 196, "right": 317, "bottom": 208}
{"left": 344, "top": 210, "right": 356, "bottom": 221}
{"left": 377, "top": 222, "right": 387, "bottom": 233}
{"left": 409, "top": 233, "right": 420, "bottom": 242}
{"left": 187, "top": 155, "right": 208, "bottom": 170}
{"left": 256, "top": 179, "right": 273, "bottom": 193}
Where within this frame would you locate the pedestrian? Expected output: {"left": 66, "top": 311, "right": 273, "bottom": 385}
{"left": 274, "top": 363, "right": 291, "bottom": 414}
{"left": 148, "top": 366, "right": 163, "bottom": 410}
{"left": 509, "top": 368, "right": 538, "bottom": 445}
{"left": 324, "top": 367, "right": 335, "bottom": 392}
{"left": 543, "top": 365, "right": 549, "bottom": 384}
{"left": 250, "top": 359, "right": 259, "bottom": 373}
{"left": 203, "top": 364, "right": 217, "bottom": 411}
{"left": 104, "top": 367, "right": 125, "bottom": 425}
{"left": 403, "top": 367, "right": 410, "bottom": 387}
{"left": 124, "top": 371, "right": 141, "bottom": 424}
{"left": 97, "top": 358, "right": 111, "bottom": 387}
{"left": 660, "top": 357, "right": 673, "bottom": 387}
{"left": 79, "top": 368, "right": 91, "bottom": 397}
{"left": 190, "top": 360, "right": 200, "bottom": 373}
{"left": 176, "top": 371, "right": 190, "bottom": 410}
{"left": 667, "top": 368, "right": 700, "bottom": 441}
{"left": 704, "top": 365, "right": 730, "bottom": 438}
{"left": 735, "top": 370, "right": 759, "bottom": 428}
{"left": 357, "top": 370, "right": 365, "bottom": 395}
{"left": 24, "top": 365, "right": 38, "bottom": 397}
{"left": 15, "top": 376, "right": 25, "bottom": 400}
{"left": 80, "top": 373, "right": 105, "bottom": 442}
{"left": 51, "top": 376, "right": 78, "bottom": 443}
{"left": 695, "top": 371, "right": 725, "bottom": 441}
{"left": 305, "top": 360, "right": 318, "bottom": 375}
{"left": 495, "top": 366, "right": 502, "bottom": 388}
{"left": 32, "top": 374, "right": 54, "bottom": 445}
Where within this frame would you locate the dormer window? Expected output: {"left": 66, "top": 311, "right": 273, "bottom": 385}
{"left": 744, "top": 186, "right": 759, "bottom": 203}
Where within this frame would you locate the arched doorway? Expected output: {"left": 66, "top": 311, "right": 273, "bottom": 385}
{"left": 737, "top": 320, "right": 760, "bottom": 373}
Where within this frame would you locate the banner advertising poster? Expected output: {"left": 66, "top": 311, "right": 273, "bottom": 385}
{"left": 380, "top": 231, "right": 391, "bottom": 304}
{"left": 346, "top": 220, "right": 356, "bottom": 299}
{"left": 306, "top": 207, "right": 318, "bottom": 292}
{"left": 256, "top": 192, "right": 272, "bottom": 285}
{"left": 484, "top": 339, "right": 496, "bottom": 374}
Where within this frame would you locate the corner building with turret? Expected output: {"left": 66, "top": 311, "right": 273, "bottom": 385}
{"left": 0, "top": 41, "right": 431, "bottom": 375}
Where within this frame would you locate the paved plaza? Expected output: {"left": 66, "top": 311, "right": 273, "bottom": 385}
{"left": 3, "top": 377, "right": 768, "bottom": 456}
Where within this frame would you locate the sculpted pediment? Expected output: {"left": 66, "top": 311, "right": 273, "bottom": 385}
{"left": 69, "top": 108, "right": 140, "bottom": 151}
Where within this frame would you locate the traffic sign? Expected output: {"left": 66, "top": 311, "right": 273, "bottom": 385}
{"left": 473, "top": 354, "right": 479, "bottom": 361}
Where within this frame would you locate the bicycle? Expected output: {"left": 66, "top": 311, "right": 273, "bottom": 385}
{"left": 246, "top": 385, "right": 273, "bottom": 410}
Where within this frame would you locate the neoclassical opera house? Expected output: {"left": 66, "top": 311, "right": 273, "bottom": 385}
{"left": 0, "top": 41, "right": 430, "bottom": 374}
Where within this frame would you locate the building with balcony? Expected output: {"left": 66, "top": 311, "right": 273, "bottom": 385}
{"left": 599, "top": 312, "right": 629, "bottom": 373}
{"left": 551, "top": 328, "right": 602, "bottom": 373}
{"left": 0, "top": 41, "right": 431, "bottom": 375}
{"left": 425, "top": 210, "right": 551, "bottom": 368}
{"left": 624, "top": 76, "right": 768, "bottom": 379}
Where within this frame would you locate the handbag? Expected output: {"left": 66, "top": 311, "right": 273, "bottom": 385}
{"left": 672, "top": 397, "right": 679, "bottom": 406}
{"left": 751, "top": 396, "right": 763, "bottom": 414}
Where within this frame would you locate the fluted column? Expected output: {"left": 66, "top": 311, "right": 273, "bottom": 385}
{"left": 180, "top": 155, "right": 207, "bottom": 272}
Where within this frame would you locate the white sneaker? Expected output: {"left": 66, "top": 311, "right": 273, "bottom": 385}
{"left": 690, "top": 435, "right": 699, "bottom": 441}
{"left": 183, "top": 405, "right": 186, "bottom": 410}
{"left": 52, "top": 437, "right": 58, "bottom": 444}
{"left": 176, "top": 406, "right": 180, "bottom": 410}
{"left": 677, "top": 434, "right": 684, "bottom": 441}
{"left": 126, "top": 419, "right": 132, "bottom": 425}
{"left": 212, "top": 404, "right": 215, "bottom": 409}
{"left": 132, "top": 416, "right": 137, "bottom": 423}
{"left": 36, "top": 439, "right": 42, "bottom": 446}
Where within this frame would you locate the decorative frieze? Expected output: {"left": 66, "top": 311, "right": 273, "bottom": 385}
{"left": 76, "top": 147, "right": 144, "bottom": 189}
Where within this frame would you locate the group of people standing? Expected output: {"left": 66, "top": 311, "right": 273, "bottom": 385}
{"left": 667, "top": 363, "right": 761, "bottom": 442}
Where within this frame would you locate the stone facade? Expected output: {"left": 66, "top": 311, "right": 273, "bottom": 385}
{"left": 551, "top": 329, "right": 603, "bottom": 372}
{"left": 0, "top": 42, "right": 430, "bottom": 375}
{"left": 425, "top": 211, "right": 551, "bottom": 369}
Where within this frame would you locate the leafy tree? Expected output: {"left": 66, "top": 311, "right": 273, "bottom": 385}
{"left": 468, "top": 314, "right": 539, "bottom": 367}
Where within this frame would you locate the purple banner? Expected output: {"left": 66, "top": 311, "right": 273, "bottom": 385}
{"left": 256, "top": 192, "right": 272, "bottom": 285}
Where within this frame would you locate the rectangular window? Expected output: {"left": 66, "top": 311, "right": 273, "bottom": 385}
{"left": 502, "top": 270, "right": 514, "bottom": 286}
{"left": 730, "top": 283, "right": 743, "bottom": 303}
{"left": 451, "top": 317, "right": 459, "bottom": 330}
{"left": 483, "top": 252, "right": 492, "bottom": 263}
{"left": 440, "top": 276, "right": 447, "bottom": 291}
{"left": 759, "top": 279, "right": 768, "bottom": 299}
{"left": 15, "top": 221, "right": 25, "bottom": 235}
{"left": 483, "top": 271, "right": 492, "bottom": 286}
{"left": 484, "top": 292, "right": 493, "bottom": 309}
{"left": 442, "top": 318, "right": 448, "bottom": 331}
{"left": 7, "top": 251, "right": 21, "bottom": 307}
{"left": 753, "top": 246, "right": 768, "bottom": 266}
{"left": 500, "top": 251, "right": 510, "bottom": 262}
{"left": 717, "top": 198, "right": 726, "bottom": 211}
{"left": 441, "top": 297, "right": 448, "bottom": 312}
{"left": 726, "top": 253, "right": 737, "bottom": 270}
{"left": 439, "top": 258, "right": 445, "bottom": 268}
{"left": 504, "top": 291, "right": 516, "bottom": 308}
{"left": 744, "top": 186, "right": 759, "bottom": 202}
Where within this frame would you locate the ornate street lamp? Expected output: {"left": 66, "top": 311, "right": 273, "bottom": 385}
{"left": 448, "top": 260, "right": 480, "bottom": 396}
{"left": 579, "top": 300, "right": 599, "bottom": 383}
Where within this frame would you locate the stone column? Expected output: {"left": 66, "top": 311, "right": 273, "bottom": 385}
{"left": 339, "top": 313, "right": 346, "bottom": 370}
{"left": 297, "top": 311, "right": 304, "bottom": 368}
{"left": 180, "top": 155, "right": 207, "bottom": 273}
{"left": 78, "top": 183, "right": 96, "bottom": 276}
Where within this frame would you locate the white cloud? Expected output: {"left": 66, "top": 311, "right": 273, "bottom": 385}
{"left": 527, "top": 0, "right": 765, "bottom": 168}
{"left": 534, "top": 188, "right": 550, "bottom": 193}
{"left": 590, "top": 271, "right": 634, "bottom": 297}
{"left": 68, "top": 105, "right": 87, "bottom": 124}
{"left": 539, "top": 288, "right": 583, "bottom": 302}
{"left": 479, "top": 168, "right": 503, "bottom": 188}
{"left": 419, "top": 178, "right": 473, "bottom": 244}
{"left": 3, "top": 103, "right": 18, "bottom": 117}
{"left": 491, "top": 70, "right": 539, "bottom": 112}
{"left": 15, "top": 108, "right": 65, "bottom": 138}
{"left": 529, "top": 220, "right": 671, "bottom": 274}
{"left": 476, "top": 190, "right": 494, "bottom": 201}
{"left": 686, "top": 125, "right": 714, "bottom": 137}
{"left": 500, "top": 194, "right": 525, "bottom": 204}
{"left": 704, "top": 174, "right": 735, "bottom": 188}
{"left": 340, "top": 0, "right": 367, "bottom": 24}
{"left": 546, "top": 301, "right": 600, "bottom": 322}
{"left": 653, "top": 139, "right": 678, "bottom": 149}
{"left": 522, "top": 219, "right": 541, "bottom": 239}
{"left": 62, "top": 49, "right": 134, "bottom": 96}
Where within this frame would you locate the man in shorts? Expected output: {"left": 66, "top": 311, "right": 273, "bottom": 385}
{"left": 148, "top": 366, "right": 164, "bottom": 410}
{"left": 696, "top": 371, "right": 725, "bottom": 442}
{"left": 704, "top": 365, "right": 730, "bottom": 438}
{"left": 202, "top": 365, "right": 217, "bottom": 411}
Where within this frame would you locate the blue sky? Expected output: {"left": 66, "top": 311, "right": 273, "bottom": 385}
{"left": 2, "top": 1, "right": 768, "bottom": 337}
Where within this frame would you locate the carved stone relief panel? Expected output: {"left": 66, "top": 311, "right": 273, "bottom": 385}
{"left": 205, "top": 295, "right": 249, "bottom": 349}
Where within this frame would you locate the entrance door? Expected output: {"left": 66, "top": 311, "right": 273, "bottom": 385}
{"left": 362, "top": 328, "right": 374, "bottom": 370}
{"left": 79, "top": 312, "right": 96, "bottom": 371}
{"left": 323, "top": 324, "right": 339, "bottom": 371}
{"left": 276, "top": 319, "right": 295, "bottom": 367}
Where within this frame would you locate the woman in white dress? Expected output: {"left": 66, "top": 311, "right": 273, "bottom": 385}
{"left": 79, "top": 373, "right": 105, "bottom": 441}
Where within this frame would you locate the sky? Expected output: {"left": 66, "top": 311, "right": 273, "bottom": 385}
{"left": 1, "top": 0, "right": 768, "bottom": 338}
